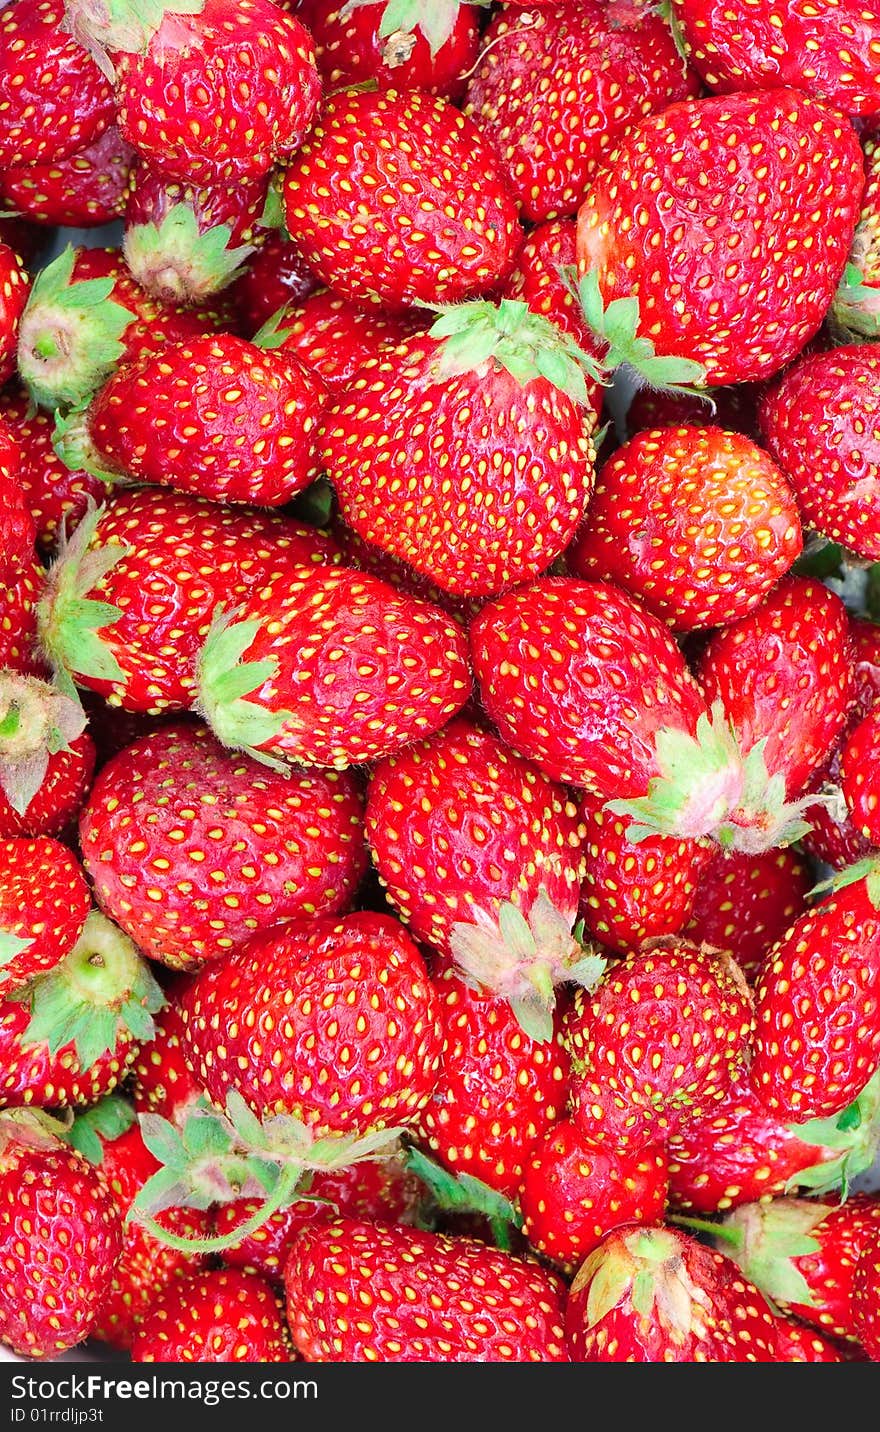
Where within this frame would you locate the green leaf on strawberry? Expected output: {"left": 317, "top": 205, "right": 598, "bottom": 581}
{"left": 428, "top": 298, "right": 600, "bottom": 407}
{"left": 63, "top": 1095, "right": 136, "bottom": 1166}
{"left": 123, "top": 203, "right": 257, "bottom": 307}
{"left": 36, "top": 501, "right": 130, "bottom": 701}
{"left": 195, "top": 607, "right": 297, "bottom": 771}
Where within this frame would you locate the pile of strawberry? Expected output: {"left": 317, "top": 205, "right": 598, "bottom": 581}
{"left": 1, "top": 0, "right": 880, "bottom": 1367}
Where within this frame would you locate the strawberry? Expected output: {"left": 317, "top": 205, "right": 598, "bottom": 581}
{"left": 465, "top": 0, "right": 699, "bottom": 224}
{"left": 0, "top": 837, "right": 91, "bottom": 993}
{"left": 415, "top": 965, "right": 572, "bottom": 1199}
{"left": 565, "top": 1224, "right": 778, "bottom": 1362}
{"left": 178, "top": 912, "right": 443, "bottom": 1132}
{"left": 706, "top": 1192, "right": 880, "bottom": 1345}
{"left": 37, "top": 491, "right": 340, "bottom": 716}
{"left": 666, "top": 1069, "right": 880, "bottom": 1214}
{"left": 0, "top": 1108, "right": 122, "bottom": 1359}
{"left": 566, "top": 942, "right": 755, "bottom": 1150}
{"left": 0, "top": 669, "right": 95, "bottom": 840}
{"left": 683, "top": 846, "right": 812, "bottom": 982}
{"left": 86, "top": 334, "right": 327, "bottom": 508}
{"left": 775, "top": 1319, "right": 857, "bottom": 1362}
{"left": 193, "top": 565, "right": 472, "bottom": 771}
{"left": 576, "top": 794, "right": 713, "bottom": 955}
{"left": 365, "top": 717, "right": 592, "bottom": 1037}
{"left": 255, "top": 288, "right": 418, "bottom": 392}
{"left": 284, "top": 1218, "right": 569, "bottom": 1362}
{"left": 320, "top": 301, "right": 599, "bottom": 599}
{"left": 0, "top": 387, "right": 105, "bottom": 553}
{"left": 131, "top": 1268, "right": 290, "bottom": 1362}
{"left": 576, "top": 89, "right": 864, "bottom": 385}
{"left": 79, "top": 721, "right": 367, "bottom": 971}
{"left": 122, "top": 167, "right": 270, "bottom": 307}
{"left": 518, "top": 1119, "right": 669, "bottom": 1274}
{"left": 131, "top": 998, "right": 204, "bottom": 1127}
{"left": 0, "top": 125, "right": 135, "bottom": 229}
{"left": 282, "top": 86, "right": 520, "bottom": 312}
{"left": 568, "top": 425, "right": 803, "bottom": 631}
{"left": 298, "top": 0, "right": 482, "bottom": 99}
{"left": 759, "top": 344, "right": 880, "bottom": 562}
{"left": 0, "top": 909, "right": 164, "bottom": 1110}
{"left": 852, "top": 1220, "right": 880, "bottom": 1358}
{"left": 0, "top": 418, "right": 37, "bottom": 577}
{"left": 0, "top": 564, "right": 45, "bottom": 680}
{"left": 0, "top": 0, "right": 115, "bottom": 167}
{"left": 839, "top": 705, "right": 880, "bottom": 843}
{"left": 833, "top": 132, "right": 880, "bottom": 338}
{"left": 0, "top": 241, "right": 30, "bottom": 386}
{"left": 670, "top": 0, "right": 880, "bottom": 117}
{"left": 66, "top": 0, "right": 322, "bottom": 187}
{"left": 750, "top": 876, "right": 880, "bottom": 1121}
{"left": 231, "top": 231, "right": 321, "bottom": 335}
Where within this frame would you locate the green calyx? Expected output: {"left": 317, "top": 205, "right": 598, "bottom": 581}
{"left": 61, "top": 0, "right": 206, "bottom": 76}
{"left": 709, "top": 1200, "right": 830, "bottom": 1310}
{"left": 11, "top": 911, "right": 165, "bottom": 1071}
{"left": 403, "top": 1144, "right": 522, "bottom": 1251}
{"left": 123, "top": 203, "right": 257, "bottom": 307}
{"left": 563, "top": 267, "right": 709, "bottom": 396}
{"left": 829, "top": 261, "right": 880, "bottom": 343}
{"left": 0, "top": 1106, "right": 73, "bottom": 1159}
{"left": 251, "top": 304, "right": 296, "bottom": 352}
{"left": 195, "top": 606, "right": 294, "bottom": 771}
{"left": 810, "top": 855, "right": 880, "bottom": 911}
{"left": 63, "top": 1094, "right": 136, "bottom": 1165}
{"left": 341, "top": 0, "right": 491, "bottom": 61}
{"left": 427, "top": 298, "right": 600, "bottom": 407}
{"left": 128, "top": 1090, "right": 406, "bottom": 1254}
{"left": 16, "top": 246, "right": 133, "bottom": 412}
{"left": 448, "top": 887, "right": 605, "bottom": 1044}
{"left": 713, "top": 739, "right": 817, "bottom": 855}
{"left": 0, "top": 671, "right": 87, "bottom": 816}
{"left": 577, "top": 1227, "right": 706, "bottom": 1343}
{"left": 785, "top": 1067, "right": 880, "bottom": 1198}
{"left": 0, "top": 932, "right": 32, "bottom": 980}
{"left": 52, "top": 404, "right": 125, "bottom": 485}
{"left": 36, "top": 501, "right": 130, "bottom": 702}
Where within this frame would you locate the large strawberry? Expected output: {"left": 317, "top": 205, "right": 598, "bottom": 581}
{"left": 465, "top": 0, "right": 699, "bottom": 224}
{"left": 282, "top": 86, "right": 520, "bottom": 311}
{"left": 193, "top": 565, "right": 472, "bottom": 771}
{"left": 131, "top": 1268, "right": 290, "bottom": 1362}
{"left": 65, "top": 0, "right": 322, "bottom": 186}
{"left": 0, "top": 837, "right": 91, "bottom": 993}
{"left": 285, "top": 1218, "right": 569, "bottom": 1362}
{"left": 298, "top": 0, "right": 482, "bottom": 98}
{"left": 78, "top": 721, "right": 367, "bottom": 971}
{"left": 0, "top": 1108, "right": 122, "bottom": 1359}
{"left": 576, "top": 89, "right": 864, "bottom": 385}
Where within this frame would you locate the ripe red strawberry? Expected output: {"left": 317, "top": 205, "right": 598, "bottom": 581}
{"left": 79, "top": 721, "right": 367, "bottom": 971}
{"left": 365, "top": 717, "right": 590, "bottom": 1035}
{"left": 777, "top": 1319, "right": 859, "bottom": 1362}
{"left": 37, "top": 490, "right": 340, "bottom": 715}
{"left": 0, "top": 564, "right": 45, "bottom": 680}
{"left": 670, "top": 0, "right": 880, "bottom": 117}
{"left": 0, "top": 909, "right": 164, "bottom": 1110}
{"left": 565, "top": 1224, "right": 778, "bottom": 1362}
{"left": 320, "top": 302, "right": 599, "bottom": 598}
{"left": 665, "top": 1070, "right": 880, "bottom": 1214}
{"left": 0, "top": 1108, "right": 123, "bottom": 1359}
{"left": 576, "top": 89, "right": 864, "bottom": 385}
{"left": 256, "top": 289, "right": 417, "bottom": 392}
{"left": 282, "top": 86, "right": 520, "bottom": 312}
{"left": 131, "top": 996, "right": 202, "bottom": 1122}
{"left": 86, "top": 334, "right": 327, "bottom": 507}
{"left": 122, "top": 167, "right": 270, "bottom": 307}
{"left": 0, "top": 242, "right": 30, "bottom": 387}
{"left": 0, "top": 669, "right": 96, "bottom": 839}
{"left": 415, "top": 965, "right": 572, "bottom": 1199}
{"left": 0, "top": 0, "right": 115, "bottom": 167}
{"left": 568, "top": 425, "right": 802, "bottom": 631}
{"left": 232, "top": 231, "right": 321, "bottom": 334}
{"left": 683, "top": 847, "right": 812, "bottom": 982}
{"left": 0, "top": 837, "right": 91, "bottom": 992}
{"left": 66, "top": 0, "right": 322, "bottom": 187}
{"left": 131, "top": 1268, "right": 290, "bottom": 1362}
{"left": 839, "top": 705, "right": 880, "bottom": 844}
{"left": 179, "top": 912, "right": 443, "bottom": 1131}
{"left": 750, "top": 877, "right": 880, "bottom": 1121}
{"left": 0, "top": 125, "right": 135, "bottom": 228}
{"left": 193, "top": 565, "right": 472, "bottom": 771}
{"left": 577, "top": 795, "right": 714, "bottom": 955}
{"left": 695, "top": 577, "right": 854, "bottom": 834}
{"left": 759, "top": 345, "right": 880, "bottom": 561}
{"left": 0, "top": 387, "right": 105, "bottom": 553}
{"left": 708, "top": 1193, "right": 880, "bottom": 1345}
{"left": 518, "top": 1119, "right": 669, "bottom": 1274}
{"left": 852, "top": 1220, "right": 880, "bottom": 1358}
{"left": 0, "top": 418, "right": 37, "bottom": 578}
{"left": 465, "top": 0, "right": 699, "bottom": 224}
{"left": 298, "top": 0, "right": 481, "bottom": 99}
{"left": 285, "top": 1218, "right": 569, "bottom": 1362}
{"left": 566, "top": 942, "right": 754, "bottom": 1150}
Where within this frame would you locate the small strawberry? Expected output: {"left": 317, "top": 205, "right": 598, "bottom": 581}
{"left": 518, "top": 1119, "right": 669, "bottom": 1274}
{"left": 131, "top": 999, "right": 204, "bottom": 1127}
{"left": 0, "top": 1107, "right": 122, "bottom": 1359}
{"left": 0, "top": 387, "right": 105, "bottom": 553}
{"left": 131, "top": 1268, "right": 290, "bottom": 1362}
{"left": 576, "top": 89, "right": 864, "bottom": 385}
{"left": 0, "top": 837, "right": 91, "bottom": 992}
{"left": 79, "top": 720, "right": 368, "bottom": 971}
{"left": 0, "top": 669, "right": 95, "bottom": 839}
{"left": 193, "top": 566, "right": 472, "bottom": 771}
{"left": 465, "top": 0, "right": 699, "bottom": 224}
{"left": 298, "top": 0, "right": 482, "bottom": 99}
{"left": 564, "top": 1224, "right": 778, "bottom": 1362}
{"left": 839, "top": 705, "right": 880, "bottom": 844}
{"left": 683, "top": 846, "right": 812, "bottom": 982}
{"left": 284, "top": 1218, "right": 569, "bottom": 1362}
{"left": 0, "top": 241, "right": 30, "bottom": 386}
{"left": 0, "top": 125, "right": 135, "bottom": 229}
{"left": 759, "top": 345, "right": 880, "bottom": 560}
{"left": 282, "top": 86, "right": 520, "bottom": 312}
